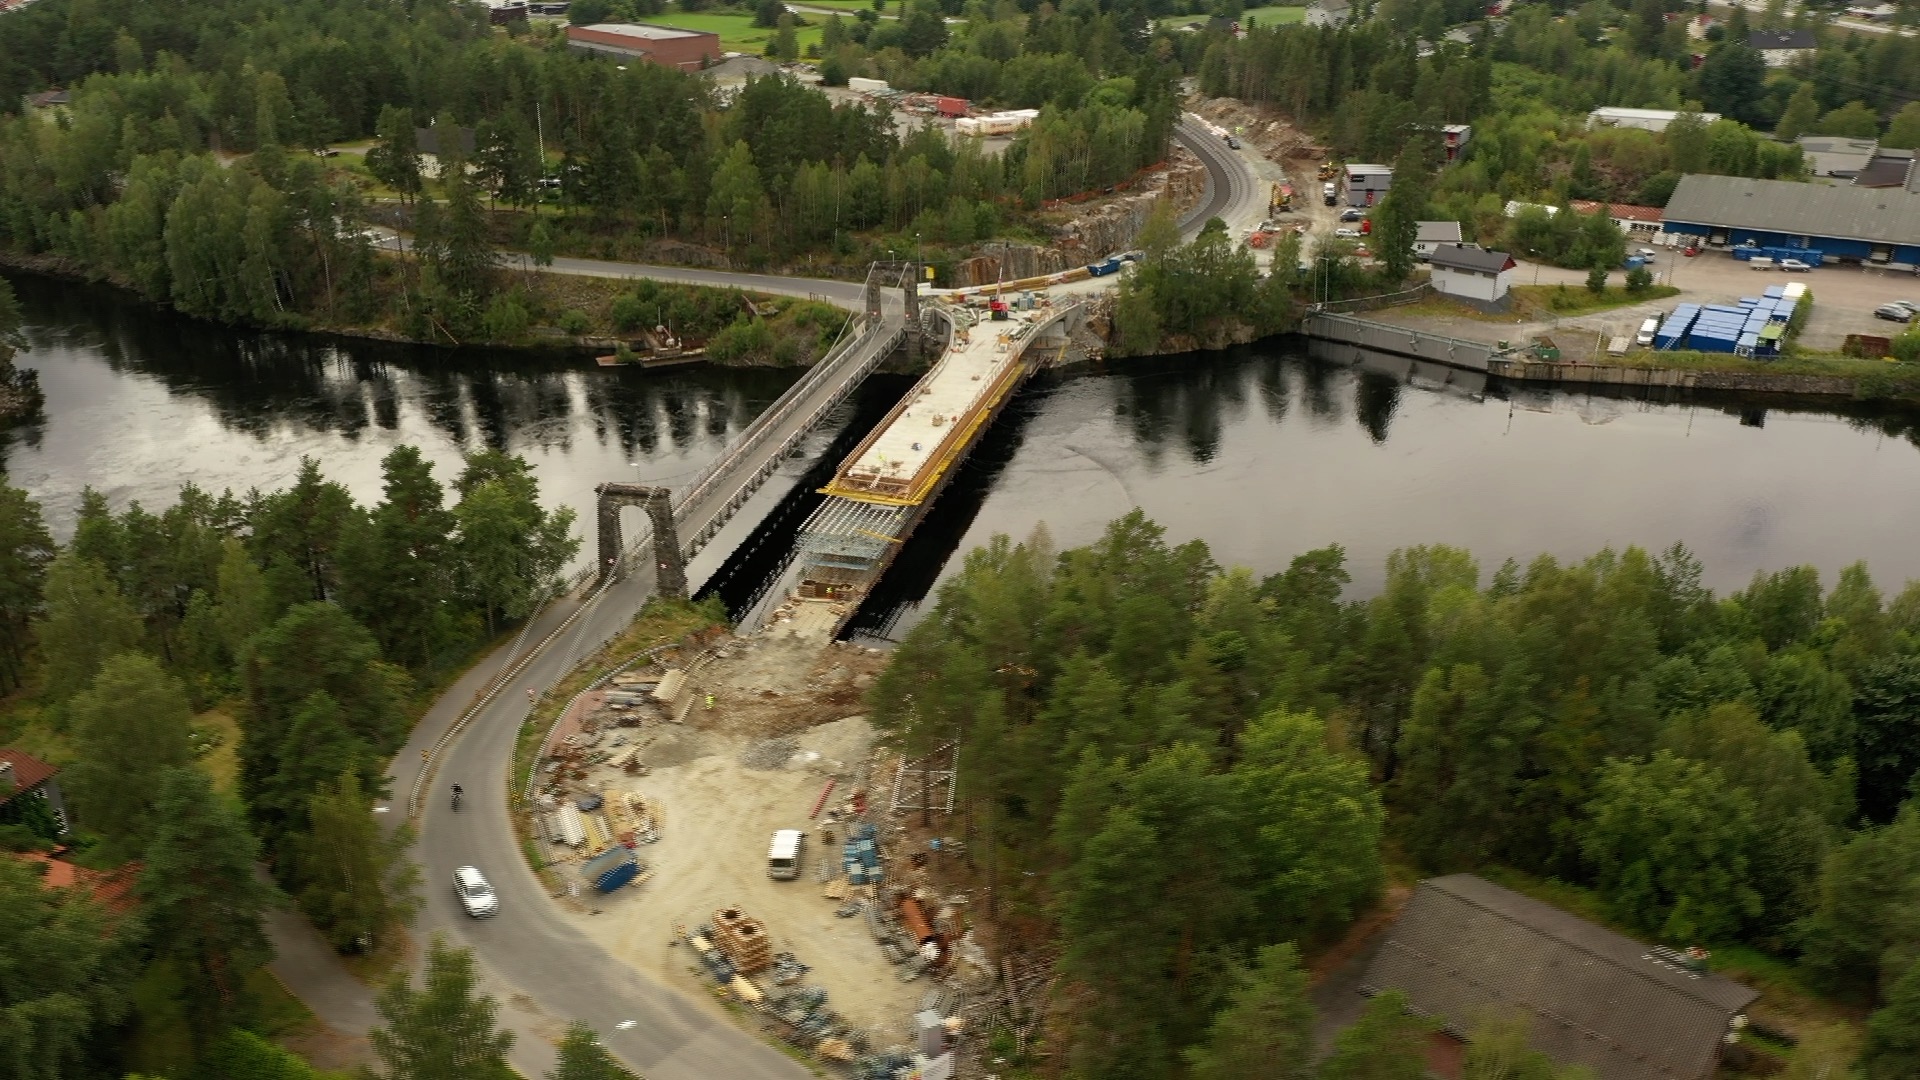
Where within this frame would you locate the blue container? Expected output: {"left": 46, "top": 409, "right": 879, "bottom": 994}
{"left": 596, "top": 861, "right": 640, "bottom": 892}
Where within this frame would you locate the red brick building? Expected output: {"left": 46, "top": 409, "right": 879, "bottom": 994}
{"left": 566, "top": 23, "right": 722, "bottom": 72}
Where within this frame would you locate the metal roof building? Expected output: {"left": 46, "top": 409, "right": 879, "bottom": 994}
{"left": 1360, "top": 875, "right": 1758, "bottom": 1080}
{"left": 1660, "top": 174, "right": 1920, "bottom": 267}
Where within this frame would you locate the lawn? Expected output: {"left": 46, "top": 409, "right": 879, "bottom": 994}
{"left": 790, "top": 0, "right": 879, "bottom": 10}
{"left": 645, "top": 10, "right": 825, "bottom": 52}
{"left": 1157, "top": 4, "right": 1304, "bottom": 29}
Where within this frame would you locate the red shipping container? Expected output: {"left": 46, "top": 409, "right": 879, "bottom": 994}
{"left": 936, "top": 96, "right": 968, "bottom": 117}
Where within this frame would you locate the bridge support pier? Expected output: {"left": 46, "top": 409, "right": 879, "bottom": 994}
{"left": 594, "top": 483, "right": 686, "bottom": 596}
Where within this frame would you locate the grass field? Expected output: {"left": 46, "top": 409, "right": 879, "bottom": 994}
{"left": 788, "top": 0, "right": 878, "bottom": 10}
{"left": 647, "top": 10, "right": 826, "bottom": 52}
{"left": 1157, "top": 4, "right": 1305, "bottom": 29}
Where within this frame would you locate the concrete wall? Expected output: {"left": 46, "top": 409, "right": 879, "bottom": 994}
{"left": 1301, "top": 312, "right": 1496, "bottom": 371}
{"left": 1486, "top": 359, "right": 1859, "bottom": 396}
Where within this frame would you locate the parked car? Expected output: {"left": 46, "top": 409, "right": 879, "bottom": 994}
{"left": 1875, "top": 303, "right": 1916, "bottom": 322}
{"left": 1334, "top": 228, "right": 1362, "bottom": 238}
{"left": 1779, "top": 258, "right": 1813, "bottom": 272}
{"left": 1636, "top": 316, "right": 1661, "bottom": 346}
{"left": 1340, "top": 208, "right": 1365, "bottom": 222}
{"left": 454, "top": 866, "right": 499, "bottom": 918}
{"left": 1225, "top": 135, "right": 1240, "bottom": 149}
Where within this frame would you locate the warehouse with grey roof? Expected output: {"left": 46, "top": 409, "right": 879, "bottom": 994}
{"left": 1359, "top": 875, "right": 1758, "bottom": 1080}
{"left": 1660, "top": 173, "right": 1920, "bottom": 269}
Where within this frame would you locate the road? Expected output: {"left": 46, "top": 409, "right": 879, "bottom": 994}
{"left": 295, "top": 126, "right": 1249, "bottom": 1078}
{"left": 397, "top": 303, "right": 906, "bottom": 1080}
{"left": 1174, "top": 113, "right": 1265, "bottom": 240}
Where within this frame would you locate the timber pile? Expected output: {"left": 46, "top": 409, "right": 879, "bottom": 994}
{"left": 712, "top": 907, "right": 773, "bottom": 975}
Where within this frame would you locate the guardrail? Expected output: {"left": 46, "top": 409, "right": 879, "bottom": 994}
{"left": 407, "top": 569, "right": 628, "bottom": 819}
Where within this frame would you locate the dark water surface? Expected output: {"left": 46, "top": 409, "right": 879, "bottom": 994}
{"left": 10, "top": 272, "right": 1920, "bottom": 640}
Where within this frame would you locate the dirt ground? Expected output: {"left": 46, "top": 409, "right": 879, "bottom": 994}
{"left": 547, "top": 636, "right": 936, "bottom": 1047}
{"left": 1192, "top": 95, "right": 1343, "bottom": 270}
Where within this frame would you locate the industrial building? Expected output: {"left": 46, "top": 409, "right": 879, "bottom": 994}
{"left": 1660, "top": 174, "right": 1920, "bottom": 268}
{"left": 1360, "top": 876, "right": 1758, "bottom": 1080}
{"left": 1343, "top": 164, "right": 1392, "bottom": 207}
{"left": 565, "top": 23, "right": 722, "bottom": 71}
{"left": 1586, "top": 107, "right": 1721, "bottom": 133}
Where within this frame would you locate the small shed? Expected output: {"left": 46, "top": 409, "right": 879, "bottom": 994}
{"left": 1359, "top": 875, "right": 1758, "bottom": 1080}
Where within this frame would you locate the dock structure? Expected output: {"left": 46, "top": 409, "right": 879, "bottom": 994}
{"left": 786, "top": 298, "right": 1082, "bottom": 635}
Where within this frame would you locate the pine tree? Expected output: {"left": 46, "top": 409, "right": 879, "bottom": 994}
{"left": 1319, "top": 991, "right": 1435, "bottom": 1080}
{"left": 1182, "top": 944, "right": 1315, "bottom": 1080}
{"left": 1774, "top": 83, "right": 1821, "bottom": 141}
{"left": 0, "top": 479, "right": 52, "bottom": 691}
{"left": 294, "top": 771, "right": 421, "bottom": 952}
{"left": 65, "top": 653, "right": 195, "bottom": 857}
{"left": 550, "top": 1022, "right": 636, "bottom": 1080}
{"left": 338, "top": 446, "right": 458, "bottom": 666}
{"left": 33, "top": 550, "right": 143, "bottom": 702}
{"left": 367, "top": 105, "right": 422, "bottom": 203}
{"left": 140, "top": 767, "right": 276, "bottom": 1037}
{"left": 372, "top": 937, "right": 516, "bottom": 1080}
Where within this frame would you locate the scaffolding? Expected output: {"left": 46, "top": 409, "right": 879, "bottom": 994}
{"left": 888, "top": 742, "right": 957, "bottom": 817}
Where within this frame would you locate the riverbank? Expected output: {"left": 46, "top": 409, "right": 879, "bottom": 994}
{"left": 0, "top": 252, "right": 851, "bottom": 369}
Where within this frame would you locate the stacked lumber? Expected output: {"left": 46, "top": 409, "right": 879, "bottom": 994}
{"left": 712, "top": 907, "right": 773, "bottom": 975}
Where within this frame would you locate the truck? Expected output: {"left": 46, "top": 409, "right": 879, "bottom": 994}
{"left": 1087, "top": 255, "right": 1125, "bottom": 277}
{"left": 1322, "top": 181, "right": 1337, "bottom": 206}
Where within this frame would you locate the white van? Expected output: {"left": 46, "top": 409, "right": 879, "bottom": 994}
{"left": 1636, "top": 317, "right": 1660, "bottom": 346}
{"left": 768, "top": 829, "right": 804, "bottom": 880}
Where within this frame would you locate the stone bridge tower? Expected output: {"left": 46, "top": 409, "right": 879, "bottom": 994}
{"left": 594, "top": 483, "right": 686, "bottom": 596}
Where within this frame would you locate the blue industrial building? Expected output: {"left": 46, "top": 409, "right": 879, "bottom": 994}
{"left": 1660, "top": 175, "right": 1920, "bottom": 270}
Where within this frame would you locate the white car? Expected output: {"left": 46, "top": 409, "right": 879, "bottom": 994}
{"left": 1334, "top": 228, "right": 1362, "bottom": 239}
{"left": 1779, "top": 258, "right": 1813, "bottom": 272}
{"left": 454, "top": 866, "right": 499, "bottom": 918}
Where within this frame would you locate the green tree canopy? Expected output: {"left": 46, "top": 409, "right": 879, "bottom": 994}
{"left": 33, "top": 550, "right": 143, "bottom": 703}
{"left": 65, "top": 652, "right": 196, "bottom": 858}
{"left": 139, "top": 767, "right": 276, "bottom": 1038}
{"left": 372, "top": 937, "right": 516, "bottom": 1080}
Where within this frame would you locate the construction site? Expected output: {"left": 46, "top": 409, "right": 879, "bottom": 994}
{"left": 523, "top": 624, "right": 1052, "bottom": 1080}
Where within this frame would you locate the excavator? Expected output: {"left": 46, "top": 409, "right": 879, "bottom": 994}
{"left": 1269, "top": 182, "right": 1293, "bottom": 215}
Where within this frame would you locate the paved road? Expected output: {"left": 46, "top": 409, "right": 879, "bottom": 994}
{"left": 380, "top": 234, "right": 867, "bottom": 310}
{"left": 1174, "top": 113, "right": 1264, "bottom": 241}
{"left": 303, "top": 125, "right": 1248, "bottom": 1076}
{"left": 399, "top": 305, "right": 906, "bottom": 1080}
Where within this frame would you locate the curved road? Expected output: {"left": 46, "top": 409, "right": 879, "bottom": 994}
{"left": 1173, "top": 113, "right": 1262, "bottom": 241}
{"left": 362, "top": 124, "right": 1252, "bottom": 1078}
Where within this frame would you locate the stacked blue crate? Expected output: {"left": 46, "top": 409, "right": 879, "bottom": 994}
{"left": 1655, "top": 305, "right": 1699, "bottom": 350}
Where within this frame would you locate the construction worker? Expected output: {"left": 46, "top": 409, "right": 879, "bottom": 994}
{"left": 704, "top": 693, "right": 716, "bottom": 710}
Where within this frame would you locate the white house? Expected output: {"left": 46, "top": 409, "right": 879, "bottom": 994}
{"left": 1414, "top": 221, "right": 1464, "bottom": 259}
{"left": 1428, "top": 244, "right": 1517, "bottom": 305}
{"left": 1846, "top": 2, "right": 1899, "bottom": 20}
{"left": 1749, "top": 29, "right": 1818, "bottom": 68}
{"left": 1304, "top": 0, "right": 1352, "bottom": 27}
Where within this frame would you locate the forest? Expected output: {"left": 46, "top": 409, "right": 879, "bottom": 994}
{"left": 0, "top": 0, "right": 1176, "bottom": 340}
{"left": 873, "top": 511, "right": 1920, "bottom": 1080}
{"left": 0, "top": 270, "right": 601, "bottom": 1078}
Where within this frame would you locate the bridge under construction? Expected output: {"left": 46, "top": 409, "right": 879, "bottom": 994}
{"left": 586, "top": 261, "right": 1087, "bottom": 639}
{"left": 786, "top": 297, "right": 1083, "bottom": 636}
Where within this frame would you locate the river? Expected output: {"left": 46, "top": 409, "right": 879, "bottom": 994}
{"left": 10, "top": 271, "right": 1920, "bottom": 641}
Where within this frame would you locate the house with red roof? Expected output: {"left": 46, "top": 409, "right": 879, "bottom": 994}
{"left": 0, "top": 748, "right": 68, "bottom": 839}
